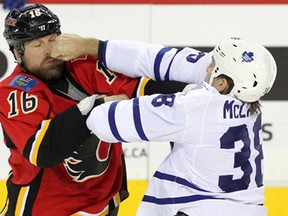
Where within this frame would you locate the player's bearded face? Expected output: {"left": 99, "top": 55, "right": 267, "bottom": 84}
{"left": 22, "top": 54, "right": 65, "bottom": 81}
{"left": 20, "top": 34, "right": 65, "bottom": 81}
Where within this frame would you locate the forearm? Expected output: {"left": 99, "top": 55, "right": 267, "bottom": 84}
{"left": 87, "top": 93, "right": 186, "bottom": 143}
{"left": 99, "top": 40, "right": 213, "bottom": 84}
{"left": 98, "top": 40, "right": 166, "bottom": 80}
{"left": 82, "top": 37, "right": 100, "bottom": 56}
{"left": 23, "top": 105, "right": 91, "bottom": 168}
{"left": 22, "top": 94, "right": 124, "bottom": 168}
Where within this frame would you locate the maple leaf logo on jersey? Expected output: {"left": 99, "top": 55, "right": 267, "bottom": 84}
{"left": 242, "top": 51, "right": 254, "bottom": 63}
{"left": 63, "top": 135, "right": 112, "bottom": 182}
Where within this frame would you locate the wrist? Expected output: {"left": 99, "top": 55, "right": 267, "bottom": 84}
{"left": 84, "top": 38, "right": 100, "bottom": 56}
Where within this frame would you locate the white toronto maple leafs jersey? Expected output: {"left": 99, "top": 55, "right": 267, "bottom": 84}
{"left": 87, "top": 83, "right": 266, "bottom": 216}
{"left": 100, "top": 40, "right": 213, "bottom": 83}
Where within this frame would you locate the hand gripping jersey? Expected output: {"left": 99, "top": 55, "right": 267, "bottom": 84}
{"left": 0, "top": 55, "right": 188, "bottom": 216}
{"left": 87, "top": 83, "right": 267, "bottom": 216}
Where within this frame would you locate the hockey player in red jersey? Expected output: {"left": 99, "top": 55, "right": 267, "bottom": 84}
{"left": 0, "top": 3, "right": 188, "bottom": 216}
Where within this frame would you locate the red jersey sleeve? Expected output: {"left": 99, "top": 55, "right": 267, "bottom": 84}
{"left": 66, "top": 55, "right": 139, "bottom": 98}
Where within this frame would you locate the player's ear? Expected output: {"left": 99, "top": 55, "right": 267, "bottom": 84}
{"left": 214, "top": 77, "right": 229, "bottom": 94}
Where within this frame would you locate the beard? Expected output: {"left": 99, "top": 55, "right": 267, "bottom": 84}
{"left": 23, "top": 57, "right": 65, "bottom": 81}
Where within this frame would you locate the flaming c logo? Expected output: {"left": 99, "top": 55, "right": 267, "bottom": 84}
{"left": 63, "top": 135, "right": 112, "bottom": 182}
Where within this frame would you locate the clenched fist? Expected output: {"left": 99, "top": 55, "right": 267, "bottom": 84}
{"left": 51, "top": 34, "right": 100, "bottom": 61}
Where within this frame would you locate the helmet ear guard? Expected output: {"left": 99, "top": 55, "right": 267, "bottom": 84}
{"left": 3, "top": 3, "right": 61, "bottom": 56}
{"left": 212, "top": 37, "right": 277, "bottom": 102}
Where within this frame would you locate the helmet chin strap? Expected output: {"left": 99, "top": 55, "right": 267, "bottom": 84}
{"left": 16, "top": 55, "right": 29, "bottom": 74}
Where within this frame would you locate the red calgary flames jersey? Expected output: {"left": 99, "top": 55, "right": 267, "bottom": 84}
{"left": 0, "top": 55, "right": 138, "bottom": 215}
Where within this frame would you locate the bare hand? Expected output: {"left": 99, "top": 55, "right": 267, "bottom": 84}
{"left": 51, "top": 34, "right": 99, "bottom": 61}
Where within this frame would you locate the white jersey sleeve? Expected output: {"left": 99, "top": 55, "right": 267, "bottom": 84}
{"left": 102, "top": 40, "right": 212, "bottom": 84}
{"left": 87, "top": 91, "right": 188, "bottom": 143}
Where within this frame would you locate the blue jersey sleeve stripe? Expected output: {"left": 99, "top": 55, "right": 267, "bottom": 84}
{"left": 142, "top": 194, "right": 222, "bottom": 205}
{"left": 164, "top": 48, "right": 184, "bottom": 80}
{"left": 154, "top": 171, "right": 208, "bottom": 192}
{"left": 154, "top": 47, "right": 172, "bottom": 81}
{"left": 108, "top": 102, "right": 127, "bottom": 142}
{"left": 100, "top": 40, "right": 108, "bottom": 68}
{"left": 133, "top": 98, "right": 149, "bottom": 141}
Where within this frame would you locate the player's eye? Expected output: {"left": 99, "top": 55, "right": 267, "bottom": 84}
{"left": 33, "top": 43, "right": 41, "bottom": 47}
{"left": 25, "top": 40, "right": 41, "bottom": 47}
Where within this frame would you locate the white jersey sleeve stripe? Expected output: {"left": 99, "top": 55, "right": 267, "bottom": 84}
{"left": 154, "top": 171, "right": 209, "bottom": 192}
{"left": 132, "top": 98, "right": 149, "bottom": 141}
{"left": 108, "top": 101, "right": 127, "bottom": 143}
{"left": 163, "top": 48, "right": 184, "bottom": 81}
{"left": 142, "top": 194, "right": 222, "bottom": 205}
{"left": 154, "top": 47, "right": 172, "bottom": 81}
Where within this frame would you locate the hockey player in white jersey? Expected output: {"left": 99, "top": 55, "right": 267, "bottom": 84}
{"left": 52, "top": 36, "right": 276, "bottom": 216}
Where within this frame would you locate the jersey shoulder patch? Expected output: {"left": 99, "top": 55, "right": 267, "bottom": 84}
{"left": 8, "top": 75, "right": 39, "bottom": 92}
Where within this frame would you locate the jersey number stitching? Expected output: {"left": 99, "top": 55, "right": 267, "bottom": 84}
{"left": 97, "top": 61, "right": 116, "bottom": 84}
{"left": 151, "top": 94, "right": 176, "bottom": 107}
{"left": 7, "top": 91, "right": 38, "bottom": 118}
{"left": 218, "top": 115, "right": 263, "bottom": 192}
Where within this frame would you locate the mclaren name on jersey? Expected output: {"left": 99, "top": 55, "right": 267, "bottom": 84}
{"left": 223, "top": 100, "right": 251, "bottom": 119}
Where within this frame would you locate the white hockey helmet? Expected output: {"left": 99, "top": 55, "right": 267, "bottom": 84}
{"left": 210, "top": 37, "right": 277, "bottom": 102}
